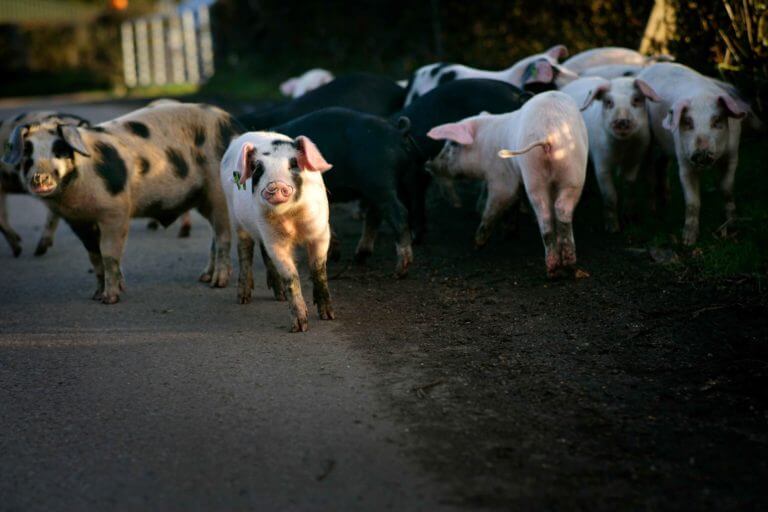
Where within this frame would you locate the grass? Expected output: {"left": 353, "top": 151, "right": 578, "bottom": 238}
{"left": 614, "top": 134, "right": 767, "bottom": 281}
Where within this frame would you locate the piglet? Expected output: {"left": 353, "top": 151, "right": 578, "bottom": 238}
{"left": 427, "top": 91, "right": 588, "bottom": 277}
{"left": 220, "top": 131, "right": 334, "bottom": 332}
{"left": 562, "top": 76, "right": 661, "bottom": 232}
{"left": 638, "top": 62, "right": 748, "bottom": 245}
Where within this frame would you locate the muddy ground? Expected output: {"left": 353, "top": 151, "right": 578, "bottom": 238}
{"left": 329, "top": 179, "right": 768, "bottom": 510}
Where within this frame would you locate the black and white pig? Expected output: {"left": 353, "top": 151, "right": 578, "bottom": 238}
{"left": 403, "top": 45, "right": 577, "bottom": 106}
{"left": 638, "top": 63, "right": 748, "bottom": 245}
{"left": 391, "top": 78, "right": 533, "bottom": 238}
{"left": 427, "top": 92, "right": 588, "bottom": 277}
{"left": 0, "top": 111, "right": 89, "bottom": 256}
{"left": 239, "top": 73, "right": 406, "bottom": 131}
{"left": 2, "top": 102, "right": 240, "bottom": 303}
{"left": 274, "top": 107, "right": 424, "bottom": 277}
{"left": 220, "top": 131, "right": 334, "bottom": 332}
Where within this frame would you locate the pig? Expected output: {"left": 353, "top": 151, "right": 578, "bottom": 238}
{"left": 403, "top": 45, "right": 578, "bottom": 106}
{"left": 427, "top": 91, "right": 588, "bottom": 277}
{"left": 638, "top": 62, "right": 748, "bottom": 245}
{"left": 274, "top": 107, "right": 423, "bottom": 277}
{"left": 579, "top": 64, "right": 643, "bottom": 80}
{"left": 220, "top": 131, "right": 334, "bottom": 332}
{"left": 391, "top": 78, "right": 533, "bottom": 238}
{"left": 561, "top": 76, "right": 662, "bottom": 232}
{"left": 2, "top": 102, "right": 240, "bottom": 303}
{"left": 563, "top": 47, "right": 673, "bottom": 74}
{"left": 239, "top": 73, "right": 406, "bottom": 131}
{"left": 0, "top": 111, "right": 89, "bottom": 256}
{"left": 279, "top": 68, "right": 335, "bottom": 98}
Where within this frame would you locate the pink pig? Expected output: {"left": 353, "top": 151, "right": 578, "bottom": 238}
{"left": 427, "top": 91, "right": 588, "bottom": 277}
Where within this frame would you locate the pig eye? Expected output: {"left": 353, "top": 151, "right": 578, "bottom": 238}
{"left": 604, "top": 98, "right": 614, "bottom": 109}
{"left": 631, "top": 96, "right": 644, "bottom": 107}
{"left": 289, "top": 157, "right": 299, "bottom": 171}
{"left": 680, "top": 117, "right": 694, "bottom": 131}
{"left": 711, "top": 116, "right": 726, "bottom": 129}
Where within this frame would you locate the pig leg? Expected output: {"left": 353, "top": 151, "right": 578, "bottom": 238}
{"left": 177, "top": 210, "right": 192, "bottom": 238}
{"left": 355, "top": 204, "right": 382, "bottom": 263}
{"left": 554, "top": 187, "right": 581, "bottom": 275}
{"left": 96, "top": 218, "right": 129, "bottom": 304}
{"left": 236, "top": 227, "right": 255, "bottom": 304}
{"left": 594, "top": 161, "right": 620, "bottom": 233}
{"left": 475, "top": 177, "right": 518, "bottom": 248}
{"left": 527, "top": 188, "right": 558, "bottom": 276}
{"left": 196, "top": 196, "right": 231, "bottom": 288}
{"left": 717, "top": 153, "right": 738, "bottom": 237}
{"left": 436, "top": 176, "right": 462, "bottom": 208}
{"left": 0, "top": 188, "right": 22, "bottom": 257}
{"left": 265, "top": 240, "right": 308, "bottom": 332}
{"left": 621, "top": 162, "right": 642, "bottom": 225}
{"left": 380, "top": 196, "right": 412, "bottom": 278}
{"left": 34, "top": 208, "right": 60, "bottom": 256}
{"left": 678, "top": 162, "right": 701, "bottom": 246}
{"left": 307, "top": 228, "right": 335, "bottom": 320}
{"left": 259, "top": 242, "right": 286, "bottom": 301}
{"left": 66, "top": 219, "right": 103, "bottom": 299}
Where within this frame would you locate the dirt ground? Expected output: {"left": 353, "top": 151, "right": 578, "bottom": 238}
{"left": 328, "top": 180, "right": 768, "bottom": 510}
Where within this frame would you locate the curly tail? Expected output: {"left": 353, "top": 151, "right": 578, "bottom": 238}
{"left": 498, "top": 140, "right": 550, "bottom": 158}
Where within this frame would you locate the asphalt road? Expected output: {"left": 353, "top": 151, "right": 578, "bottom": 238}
{"left": 0, "top": 101, "right": 450, "bottom": 511}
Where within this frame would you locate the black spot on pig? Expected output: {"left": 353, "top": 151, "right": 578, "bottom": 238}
{"left": 165, "top": 148, "right": 189, "bottom": 179}
{"left": 87, "top": 126, "right": 107, "bottom": 133}
{"left": 23, "top": 141, "right": 33, "bottom": 157}
{"left": 142, "top": 187, "right": 202, "bottom": 227}
{"left": 292, "top": 172, "right": 303, "bottom": 202}
{"left": 65, "top": 219, "right": 100, "bottom": 253}
{"left": 438, "top": 71, "right": 457, "bottom": 86}
{"left": 138, "top": 156, "right": 151, "bottom": 175}
{"left": 193, "top": 125, "right": 206, "bottom": 147}
{"left": 429, "top": 63, "right": 450, "bottom": 77}
{"left": 51, "top": 139, "right": 74, "bottom": 159}
{"left": 12, "top": 112, "right": 26, "bottom": 123}
{"left": 23, "top": 159, "right": 33, "bottom": 175}
{"left": 261, "top": 151, "right": 271, "bottom": 156}
{"left": 194, "top": 151, "right": 207, "bottom": 168}
{"left": 124, "top": 121, "right": 150, "bottom": 138}
{"left": 272, "top": 139, "right": 297, "bottom": 149}
{"left": 93, "top": 142, "right": 128, "bottom": 195}
{"left": 216, "top": 117, "right": 241, "bottom": 156}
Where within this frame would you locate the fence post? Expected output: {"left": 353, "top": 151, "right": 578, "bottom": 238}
{"left": 151, "top": 16, "right": 167, "bottom": 85}
{"left": 182, "top": 9, "right": 199, "bottom": 84}
{"left": 121, "top": 21, "right": 137, "bottom": 87}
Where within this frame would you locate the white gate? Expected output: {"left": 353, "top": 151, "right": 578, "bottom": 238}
{"left": 121, "top": 4, "right": 214, "bottom": 88}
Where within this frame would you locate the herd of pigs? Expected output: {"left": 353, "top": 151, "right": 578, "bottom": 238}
{"left": 0, "top": 45, "right": 754, "bottom": 332}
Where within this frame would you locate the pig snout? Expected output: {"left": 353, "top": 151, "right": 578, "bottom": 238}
{"left": 610, "top": 118, "right": 634, "bottom": 136}
{"left": 690, "top": 149, "right": 715, "bottom": 167}
{"left": 261, "top": 181, "right": 295, "bottom": 205}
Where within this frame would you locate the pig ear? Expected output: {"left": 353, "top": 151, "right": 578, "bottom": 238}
{"left": 634, "top": 79, "right": 662, "bottom": 102}
{"left": 718, "top": 95, "right": 748, "bottom": 119}
{"left": 427, "top": 121, "right": 475, "bottom": 145}
{"left": 59, "top": 125, "right": 90, "bottom": 157}
{"left": 523, "top": 60, "right": 554, "bottom": 85}
{"left": 296, "top": 135, "right": 332, "bottom": 172}
{"left": 546, "top": 45, "right": 569, "bottom": 61}
{"left": 2, "top": 124, "right": 29, "bottom": 166}
{"left": 662, "top": 99, "right": 690, "bottom": 131}
{"left": 280, "top": 78, "right": 296, "bottom": 96}
{"left": 580, "top": 81, "right": 611, "bottom": 111}
{"left": 237, "top": 142, "right": 255, "bottom": 185}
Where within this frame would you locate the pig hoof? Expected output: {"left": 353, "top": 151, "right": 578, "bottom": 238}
{"left": 101, "top": 293, "right": 120, "bottom": 305}
{"left": 34, "top": 238, "right": 53, "bottom": 256}
{"left": 317, "top": 303, "right": 335, "bottom": 320}
{"left": 210, "top": 266, "right": 231, "bottom": 288}
{"left": 91, "top": 289, "right": 104, "bottom": 300}
{"left": 11, "top": 244, "right": 22, "bottom": 258}
{"left": 682, "top": 229, "right": 698, "bottom": 246}
{"left": 199, "top": 271, "right": 213, "bottom": 283}
{"left": 147, "top": 220, "right": 159, "bottom": 231}
{"left": 290, "top": 315, "right": 309, "bottom": 333}
{"left": 238, "top": 290, "right": 252, "bottom": 304}
{"left": 177, "top": 224, "right": 191, "bottom": 238}
{"left": 354, "top": 248, "right": 372, "bottom": 264}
